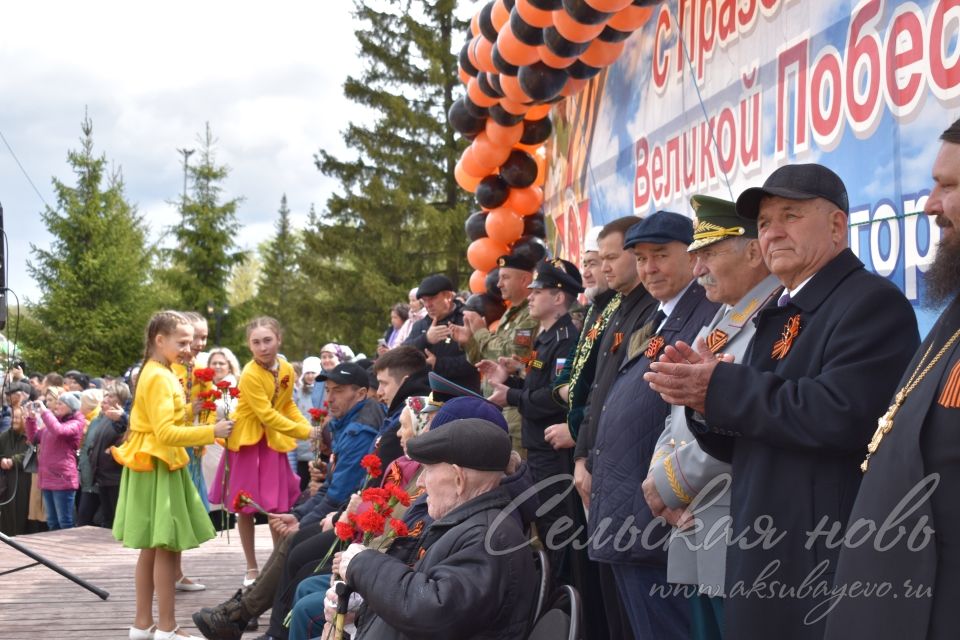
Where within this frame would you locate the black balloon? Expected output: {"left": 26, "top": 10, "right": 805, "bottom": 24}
{"left": 465, "top": 211, "right": 489, "bottom": 242}
{"left": 521, "top": 117, "right": 553, "bottom": 144}
{"left": 488, "top": 73, "right": 505, "bottom": 96}
{"left": 543, "top": 26, "right": 591, "bottom": 58}
{"left": 448, "top": 98, "right": 487, "bottom": 137}
{"left": 479, "top": 1, "right": 499, "bottom": 42}
{"left": 511, "top": 235, "right": 549, "bottom": 264}
{"left": 500, "top": 149, "right": 538, "bottom": 188}
{"left": 492, "top": 45, "right": 520, "bottom": 75}
{"left": 599, "top": 24, "right": 634, "bottom": 43}
{"left": 523, "top": 211, "right": 547, "bottom": 238}
{"left": 464, "top": 293, "right": 507, "bottom": 325}
{"left": 528, "top": 0, "right": 562, "bottom": 9}
{"left": 509, "top": 9, "right": 544, "bottom": 46}
{"left": 562, "top": 0, "right": 613, "bottom": 25}
{"left": 459, "top": 41, "right": 479, "bottom": 77}
{"left": 503, "top": 0, "right": 516, "bottom": 9}
{"left": 476, "top": 175, "right": 511, "bottom": 209}
{"left": 519, "top": 61, "right": 569, "bottom": 102}
{"left": 485, "top": 268, "right": 503, "bottom": 300}
{"left": 567, "top": 59, "right": 602, "bottom": 80}
{"left": 477, "top": 72, "right": 504, "bottom": 98}
{"left": 463, "top": 95, "right": 490, "bottom": 118}
{"left": 489, "top": 104, "right": 526, "bottom": 127}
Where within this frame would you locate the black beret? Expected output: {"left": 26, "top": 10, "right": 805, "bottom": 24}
{"left": 406, "top": 418, "right": 512, "bottom": 471}
{"left": 497, "top": 253, "right": 538, "bottom": 271}
{"left": 417, "top": 274, "right": 456, "bottom": 298}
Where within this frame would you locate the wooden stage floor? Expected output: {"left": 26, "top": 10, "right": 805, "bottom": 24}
{"left": 0, "top": 524, "right": 276, "bottom": 639}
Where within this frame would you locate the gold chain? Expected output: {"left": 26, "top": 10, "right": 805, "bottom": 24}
{"left": 862, "top": 328, "right": 960, "bottom": 472}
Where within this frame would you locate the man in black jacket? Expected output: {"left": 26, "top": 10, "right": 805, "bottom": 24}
{"left": 481, "top": 258, "right": 583, "bottom": 586}
{"left": 328, "top": 418, "right": 537, "bottom": 640}
{"left": 403, "top": 274, "right": 481, "bottom": 393}
{"left": 645, "top": 164, "right": 919, "bottom": 640}
{"left": 824, "top": 119, "right": 960, "bottom": 640}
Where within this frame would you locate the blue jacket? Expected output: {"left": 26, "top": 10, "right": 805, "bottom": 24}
{"left": 294, "top": 397, "right": 384, "bottom": 525}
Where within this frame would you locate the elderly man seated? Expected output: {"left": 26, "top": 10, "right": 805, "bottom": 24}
{"left": 324, "top": 418, "right": 537, "bottom": 639}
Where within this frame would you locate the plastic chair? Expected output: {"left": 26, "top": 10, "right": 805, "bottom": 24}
{"left": 527, "top": 584, "right": 582, "bottom": 640}
{"left": 532, "top": 548, "right": 552, "bottom": 622}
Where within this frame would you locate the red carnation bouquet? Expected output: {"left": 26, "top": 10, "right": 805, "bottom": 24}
{"left": 193, "top": 367, "right": 216, "bottom": 383}
{"left": 231, "top": 489, "right": 267, "bottom": 515}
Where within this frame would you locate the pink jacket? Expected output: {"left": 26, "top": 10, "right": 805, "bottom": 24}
{"left": 24, "top": 409, "right": 85, "bottom": 490}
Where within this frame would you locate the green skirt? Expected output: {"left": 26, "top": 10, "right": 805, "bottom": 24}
{"left": 113, "top": 460, "right": 216, "bottom": 552}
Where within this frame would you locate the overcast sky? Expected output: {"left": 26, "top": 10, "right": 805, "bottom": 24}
{"left": 1, "top": 1, "right": 387, "bottom": 307}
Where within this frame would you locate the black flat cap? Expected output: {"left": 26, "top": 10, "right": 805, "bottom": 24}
{"left": 417, "top": 274, "right": 456, "bottom": 298}
{"left": 623, "top": 211, "right": 694, "bottom": 248}
{"left": 736, "top": 163, "right": 849, "bottom": 219}
{"left": 529, "top": 258, "right": 584, "bottom": 294}
{"left": 317, "top": 362, "right": 370, "bottom": 388}
{"left": 497, "top": 253, "right": 538, "bottom": 271}
{"left": 406, "top": 418, "right": 512, "bottom": 471}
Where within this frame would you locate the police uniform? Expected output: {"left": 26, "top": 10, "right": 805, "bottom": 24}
{"left": 502, "top": 258, "right": 582, "bottom": 587}
{"left": 466, "top": 254, "right": 540, "bottom": 452}
{"left": 647, "top": 196, "right": 781, "bottom": 640}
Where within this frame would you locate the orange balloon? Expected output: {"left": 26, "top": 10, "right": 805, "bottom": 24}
{"left": 486, "top": 119, "right": 524, "bottom": 148}
{"left": 580, "top": 38, "right": 626, "bottom": 68}
{"left": 560, "top": 76, "right": 589, "bottom": 97}
{"left": 468, "top": 237, "right": 510, "bottom": 272}
{"left": 506, "top": 185, "right": 544, "bottom": 216}
{"left": 474, "top": 36, "right": 497, "bottom": 74}
{"left": 456, "top": 159, "right": 483, "bottom": 192}
{"left": 499, "top": 73, "right": 532, "bottom": 104}
{"left": 525, "top": 104, "right": 553, "bottom": 120}
{"left": 499, "top": 98, "right": 530, "bottom": 116}
{"left": 461, "top": 146, "right": 496, "bottom": 178}
{"left": 472, "top": 131, "right": 513, "bottom": 168}
{"left": 497, "top": 22, "right": 541, "bottom": 66}
{"left": 467, "top": 36, "right": 481, "bottom": 69}
{"left": 585, "top": 0, "right": 632, "bottom": 10}
{"left": 516, "top": 0, "right": 555, "bottom": 28}
{"left": 534, "top": 150, "right": 547, "bottom": 186}
{"left": 459, "top": 67, "right": 472, "bottom": 85}
{"left": 539, "top": 44, "right": 578, "bottom": 69}
{"left": 471, "top": 12, "right": 481, "bottom": 37}
{"left": 467, "top": 77, "right": 499, "bottom": 108}
{"left": 515, "top": 141, "right": 546, "bottom": 153}
{"left": 469, "top": 269, "right": 488, "bottom": 294}
{"left": 608, "top": 4, "right": 654, "bottom": 32}
{"left": 485, "top": 207, "right": 525, "bottom": 244}
{"left": 553, "top": 9, "right": 607, "bottom": 43}
{"left": 491, "top": 0, "right": 510, "bottom": 32}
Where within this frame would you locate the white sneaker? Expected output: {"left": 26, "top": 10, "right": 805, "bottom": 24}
{"left": 175, "top": 576, "right": 206, "bottom": 591}
{"left": 154, "top": 627, "right": 203, "bottom": 640}
{"left": 128, "top": 625, "right": 155, "bottom": 640}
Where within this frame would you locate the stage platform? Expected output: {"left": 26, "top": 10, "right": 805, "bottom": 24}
{"left": 0, "top": 524, "right": 275, "bottom": 639}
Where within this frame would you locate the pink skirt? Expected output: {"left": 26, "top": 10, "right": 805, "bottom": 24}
{"left": 208, "top": 436, "right": 302, "bottom": 514}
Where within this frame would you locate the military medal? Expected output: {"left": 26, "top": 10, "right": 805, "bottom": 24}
{"left": 862, "top": 329, "right": 960, "bottom": 472}
{"left": 705, "top": 328, "right": 728, "bottom": 353}
{"left": 645, "top": 335, "right": 665, "bottom": 360}
{"left": 771, "top": 314, "right": 801, "bottom": 360}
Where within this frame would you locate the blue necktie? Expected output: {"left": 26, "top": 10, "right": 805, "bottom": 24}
{"left": 778, "top": 291, "right": 791, "bottom": 307}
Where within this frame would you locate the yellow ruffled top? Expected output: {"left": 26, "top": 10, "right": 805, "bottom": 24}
{"left": 170, "top": 361, "right": 218, "bottom": 426}
{"left": 226, "top": 357, "right": 311, "bottom": 453}
{"left": 112, "top": 360, "right": 216, "bottom": 472}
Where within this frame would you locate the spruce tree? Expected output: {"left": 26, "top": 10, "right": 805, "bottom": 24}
{"left": 302, "top": 0, "right": 470, "bottom": 352}
{"left": 165, "top": 123, "right": 245, "bottom": 317}
{"left": 22, "top": 115, "right": 152, "bottom": 373}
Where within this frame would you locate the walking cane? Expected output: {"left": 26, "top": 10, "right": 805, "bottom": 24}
{"left": 334, "top": 581, "right": 353, "bottom": 640}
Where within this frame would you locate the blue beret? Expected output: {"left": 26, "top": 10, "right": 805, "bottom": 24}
{"left": 623, "top": 211, "right": 694, "bottom": 249}
{"left": 430, "top": 396, "right": 509, "bottom": 432}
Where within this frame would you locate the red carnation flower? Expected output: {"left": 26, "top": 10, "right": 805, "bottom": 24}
{"left": 229, "top": 387, "right": 240, "bottom": 399}
{"left": 360, "top": 454, "right": 383, "bottom": 478}
{"left": 362, "top": 488, "right": 389, "bottom": 508}
{"left": 355, "top": 510, "right": 386, "bottom": 536}
{"left": 388, "top": 484, "right": 411, "bottom": 507}
{"left": 334, "top": 520, "right": 355, "bottom": 541}
{"left": 308, "top": 407, "right": 324, "bottom": 420}
{"left": 194, "top": 367, "right": 216, "bottom": 382}
{"left": 390, "top": 518, "right": 409, "bottom": 538}
{"left": 216, "top": 379, "right": 231, "bottom": 389}
{"left": 201, "top": 401, "right": 218, "bottom": 412}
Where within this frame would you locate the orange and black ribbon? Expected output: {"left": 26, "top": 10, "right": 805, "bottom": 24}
{"left": 771, "top": 314, "right": 801, "bottom": 360}
{"left": 939, "top": 360, "right": 960, "bottom": 408}
{"left": 645, "top": 336, "right": 665, "bottom": 360}
{"left": 705, "top": 329, "right": 729, "bottom": 354}
{"left": 611, "top": 332, "right": 624, "bottom": 353}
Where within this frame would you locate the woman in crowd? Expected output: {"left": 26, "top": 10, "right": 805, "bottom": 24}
{"left": 23, "top": 389, "right": 86, "bottom": 530}
{"left": 380, "top": 303, "right": 410, "bottom": 353}
{"left": 86, "top": 381, "right": 131, "bottom": 529}
{"left": 81, "top": 388, "right": 103, "bottom": 424}
{"left": 0, "top": 381, "right": 35, "bottom": 535}
{"left": 209, "top": 317, "right": 313, "bottom": 586}
{"left": 203, "top": 347, "right": 241, "bottom": 512}
{"left": 112, "top": 310, "right": 233, "bottom": 640}
{"left": 26, "top": 385, "right": 62, "bottom": 528}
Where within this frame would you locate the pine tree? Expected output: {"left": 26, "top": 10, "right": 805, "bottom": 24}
{"left": 302, "top": 0, "right": 470, "bottom": 352}
{"left": 22, "top": 114, "right": 153, "bottom": 373}
{"left": 165, "top": 123, "right": 245, "bottom": 317}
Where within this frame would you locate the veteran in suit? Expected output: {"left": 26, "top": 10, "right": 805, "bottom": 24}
{"left": 643, "top": 195, "right": 780, "bottom": 640}
{"left": 824, "top": 119, "right": 960, "bottom": 640}
{"left": 644, "top": 164, "right": 919, "bottom": 639}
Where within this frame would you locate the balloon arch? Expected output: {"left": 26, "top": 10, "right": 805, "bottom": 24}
{"left": 449, "top": 0, "right": 656, "bottom": 293}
